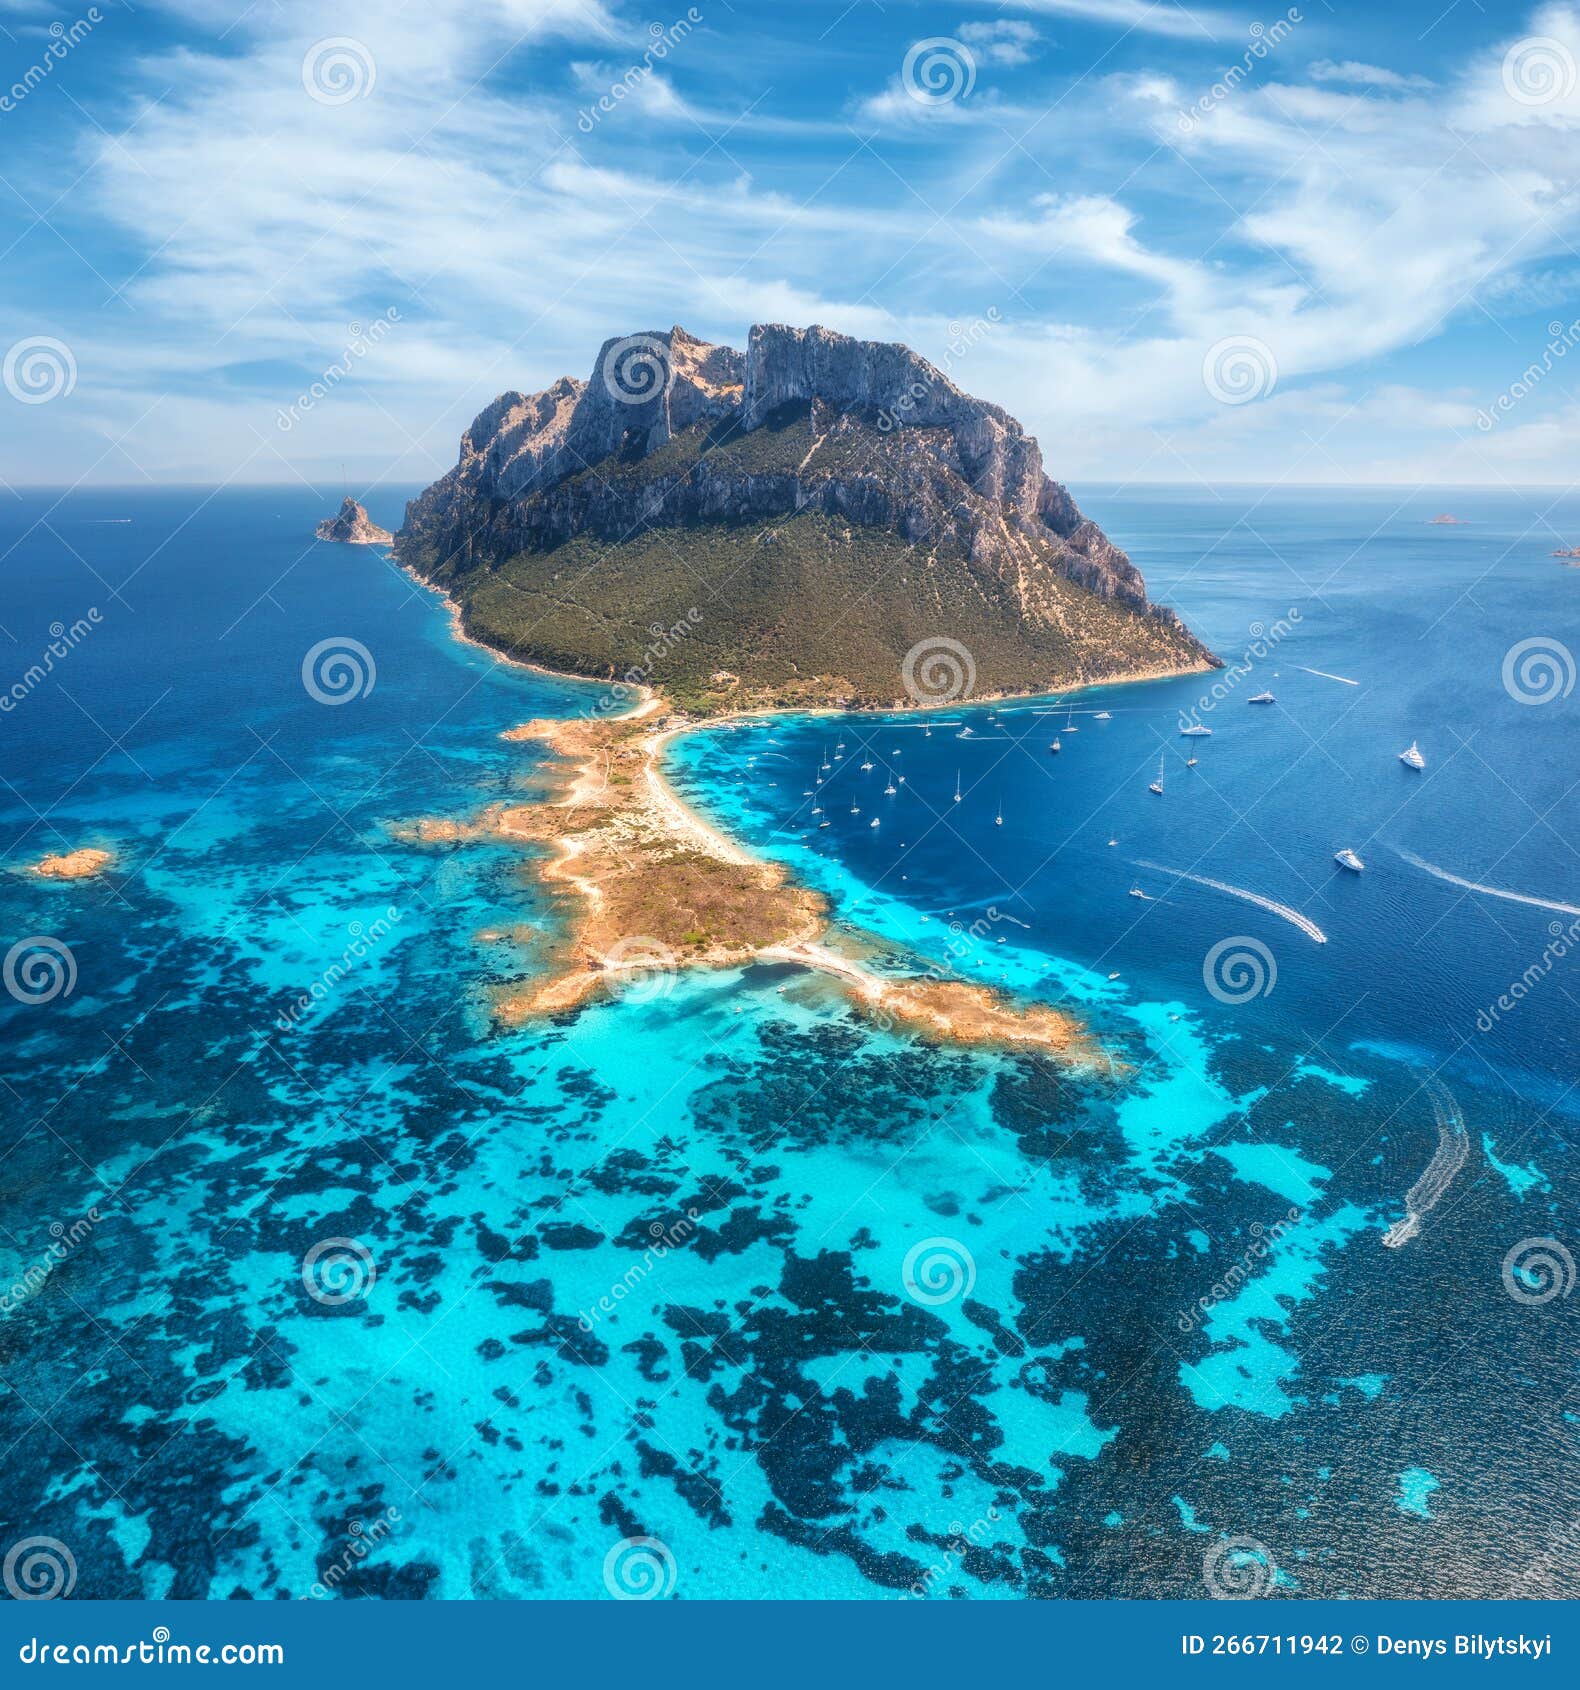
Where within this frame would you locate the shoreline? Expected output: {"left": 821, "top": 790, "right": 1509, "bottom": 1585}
{"left": 399, "top": 702, "right": 1108, "bottom": 1065}
{"left": 389, "top": 544, "right": 1205, "bottom": 1061}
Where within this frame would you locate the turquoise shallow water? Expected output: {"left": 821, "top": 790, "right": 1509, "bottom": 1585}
{"left": 0, "top": 486, "right": 1575, "bottom": 1600}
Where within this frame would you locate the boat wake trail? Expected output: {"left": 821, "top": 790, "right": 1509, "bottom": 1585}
{"left": 1382, "top": 1079, "right": 1471, "bottom": 1249}
{"left": 1132, "top": 861, "right": 1329, "bottom": 943}
{"left": 1397, "top": 850, "right": 1580, "bottom": 918}
{"left": 1294, "top": 665, "right": 1359, "bottom": 686}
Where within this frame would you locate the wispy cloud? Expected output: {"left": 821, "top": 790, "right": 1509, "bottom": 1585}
{"left": 956, "top": 0, "right": 1232, "bottom": 43}
{"left": 1307, "top": 59, "right": 1436, "bottom": 92}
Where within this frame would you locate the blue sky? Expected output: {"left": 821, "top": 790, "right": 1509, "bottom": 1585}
{"left": 3, "top": 0, "right": 1580, "bottom": 488}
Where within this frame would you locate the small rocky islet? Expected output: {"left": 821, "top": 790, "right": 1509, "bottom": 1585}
{"left": 314, "top": 495, "right": 393, "bottom": 545}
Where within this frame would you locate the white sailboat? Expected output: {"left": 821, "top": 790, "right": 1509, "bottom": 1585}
{"left": 1064, "top": 709, "right": 1078, "bottom": 732}
{"left": 1048, "top": 737, "right": 1061, "bottom": 754}
{"left": 953, "top": 771, "right": 963, "bottom": 804}
{"left": 1399, "top": 740, "right": 1425, "bottom": 770}
{"left": 994, "top": 800, "right": 1003, "bottom": 827}
{"left": 1149, "top": 754, "right": 1165, "bottom": 795}
{"left": 1334, "top": 848, "right": 1364, "bottom": 873}
{"left": 884, "top": 780, "right": 897, "bottom": 795}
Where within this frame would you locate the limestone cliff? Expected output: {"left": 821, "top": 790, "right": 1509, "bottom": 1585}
{"left": 396, "top": 324, "right": 1215, "bottom": 711}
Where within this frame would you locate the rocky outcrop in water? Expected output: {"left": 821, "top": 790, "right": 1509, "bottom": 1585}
{"left": 316, "top": 497, "right": 393, "bottom": 545}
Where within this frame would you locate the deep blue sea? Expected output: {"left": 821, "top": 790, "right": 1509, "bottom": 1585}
{"left": 0, "top": 484, "right": 1575, "bottom": 1601}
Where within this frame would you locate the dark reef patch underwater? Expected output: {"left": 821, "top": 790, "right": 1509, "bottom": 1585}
{"left": 0, "top": 486, "right": 1575, "bottom": 1600}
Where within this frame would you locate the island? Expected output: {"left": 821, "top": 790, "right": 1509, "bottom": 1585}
{"left": 1552, "top": 547, "right": 1580, "bottom": 561}
{"left": 25, "top": 847, "right": 112, "bottom": 880}
{"left": 1427, "top": 514, "right": 1466, "bottom": 525}
{"left": 315, "top": 497, "right": 392, "bottom": 545}
{"left": 389, "top": 322, "right": 1219, "bottom": 1052}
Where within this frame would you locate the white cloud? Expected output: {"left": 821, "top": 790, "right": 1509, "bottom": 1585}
{"left": 10, "top": 0, "right": 1580, "bottom": 488}
{"left": 1307, "top": 59, "right": 1435, "bottom": 92}
{"left": 957, "top": 0, "right": 1232, "bottom": 43}
{"left": 956, "top": 20, "right": 1044, "bottom": 66}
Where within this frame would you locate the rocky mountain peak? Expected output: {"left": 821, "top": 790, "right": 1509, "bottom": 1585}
{"left": 395, "top": 321, "right": 1215, "bottom": 711}
{"left": 315, "top": 496, "right": 392, "bottom": 545}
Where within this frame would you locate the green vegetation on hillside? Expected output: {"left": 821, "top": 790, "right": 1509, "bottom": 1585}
{"left": 403, "top": 404, "right": 1210, "bottom": 714}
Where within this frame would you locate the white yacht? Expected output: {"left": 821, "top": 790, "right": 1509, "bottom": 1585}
{"left": 1179, "top": 723, "right": 1212, "bottom": 737}
{"left": 1094, "top": 711, "right": 1112, "bottom": 720}
{"left": 1249, "top": 691, "right": 1275, "bottom": 704}
{"left": 1334, "top": 848, "right": 1365, "bottom": 873}
{"left": 1129, "top": 883, "right": 1149, "bottom": 899}
{"left": 1048, "top": 737, "right": 1061, "bottom": 754}
{"left": 1399, "top": 740, "right": 1425, "bottom": 770}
